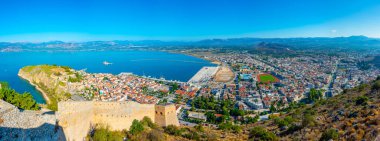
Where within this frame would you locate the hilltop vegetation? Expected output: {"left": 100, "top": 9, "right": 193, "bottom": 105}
{"left": 19, "top": 65, "right": 83, "bottom": 111}
{"left": 0, "top": 82, "right": 39, "bottom": 110}
{"left": 87, "top": 116, "right": 248, "bottom": 141}
{"left": 249, "top": 78, "right": 380, "bottom": 140}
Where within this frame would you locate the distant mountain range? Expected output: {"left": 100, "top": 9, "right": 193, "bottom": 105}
{"left": 1, "top": 36, "right": 380, "bottom": 52}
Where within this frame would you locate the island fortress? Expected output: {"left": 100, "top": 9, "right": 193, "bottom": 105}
{"left": 57, "top": 101, "right": 179, "bottom": 141}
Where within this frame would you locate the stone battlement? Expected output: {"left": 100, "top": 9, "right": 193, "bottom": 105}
{"left": 57, "top": 101, "right": 179, "bottom": 141}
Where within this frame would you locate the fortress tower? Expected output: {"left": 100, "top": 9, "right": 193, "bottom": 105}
{"left": 57, "top": 101, "right": 179, "bottom": 141}
{"left": 155, "top": 104, "right": 180, "bottom": 127}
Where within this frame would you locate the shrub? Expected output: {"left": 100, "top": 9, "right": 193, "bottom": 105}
{"left": 218, "top": 122, "right": 242, "bottom": 133}
{"left": 231, "top": 125, "right": 242, "bottom": 133}
{"left": 218, "top": 122, "right": 233, "bottom": 131}
{"left": 146, "top": 129, "right": 166, "bottom": 141}
{"left": 141, "top": 116, "right": 157, "bottom": 129}
{"left": 274, "top": 116, "right": 293, "bottom": 128}
{"left": 245, "top": 115, "right": 259, "bottom": 124}
{"left": 0, "top": 81, "right": 9, "bottom": 89}
{"left": 194, "top": 124, "right": 204, "bottom": 132}
{"left": 47, "top": 102, "right": 58, "bottom": 111}
{"left": 183, "top": 131, "right": 200, "bottom": 140}
{"left": 68, "top": 72, "right": 83, "bottom": 83}
{"left": 91, "top": 125, "right": 125, "bottom": 141}
{"left": 358, "top": 84, "right": 369, "bottom": 91}
{"left": 164, "top": 125, "right": 182, "bottom": 136}
{"left": 284, "top": 124, "right": 302, "bottom": 135}
{"left": 284, "top": 116, "right": 294, "bottom": 123}
{"left": 320, "top": 128, "right": 339, "bottom": 141}
{"left": 129, "top": 119, "right": 144, "bottom": 135}
{"left": 302, "top": 114, "right": 316, "bottom": 127}
{"left": 373, "top": 80, "right": 380, "bottom": 90}
{"left": 355, "top": 96, "right": 369, "bottom": 106}
{"left": 249, "top": 126, "right": 278, "bottom": 141}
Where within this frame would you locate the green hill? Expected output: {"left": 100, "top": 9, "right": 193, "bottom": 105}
{"left": 18, "top": 65, "right": 84, "bottom": 111}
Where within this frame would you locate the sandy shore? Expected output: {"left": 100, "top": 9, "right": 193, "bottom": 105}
{"left": 18, "top": 73, "right": 51, "bottom": 104}
{"left": 211, "top": 61, "right": 221, "bottom": 65}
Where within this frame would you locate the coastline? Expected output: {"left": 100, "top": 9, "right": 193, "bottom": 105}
{"left": 164, "top": 50, "right": 221, "bottom": 65}
{"left": 17, "top": 73, "right": 51, "bottom": 104}
{"left": 6, "top": 50, "right": 212, "bottom": 104}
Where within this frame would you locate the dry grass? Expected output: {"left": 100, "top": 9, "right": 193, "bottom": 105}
{"left": 215, "top": 66, "right": 234, "bottom": 82}
{"left": 247, "top": 81, "right": 380, "bottom": 141}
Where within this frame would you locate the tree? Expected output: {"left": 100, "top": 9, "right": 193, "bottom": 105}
{"left": 217, "top": 115, "right": 229, "bottom": 123}
{"left": 141, "top": 116, "right": 157, "bottom": 129}
{"left": 230, "top": 108, "right": 245, "bottom": 117}
{"left": 205, "top": 112, "right": 216, "bottom": 123}
{"left": 254, "top": 98, "right": 259, "bottom": 103}
{"left": 169, "top": 83, "right": 179, "bottom": 93}
{"left": 245, "top": 115, "right": 259, "bottom": 124}
{"left": 190, "top": 103, "right": 196, "bottom": 111}
{"left": 174, "top": 94, "right": 183, "bottom": 104}
{"left": 270, "top": 104, "right": 277, "bottom": 113}
{"left": 308, "top": 88, "right": 324, "bottom": 103}
{"left": 159, "top": 98, "right": 168, "bottom": 104}
{"left": 129, "top": 119, "right": 144, "bottom": 135}
{"left": 141, "top": 86, "right": 148, "bottom": 95}
{"left": 0, "top": 84, "right": 39, "bottom": 110}
{"left": 91, "top": 125, "right": 125, "bottom": 141}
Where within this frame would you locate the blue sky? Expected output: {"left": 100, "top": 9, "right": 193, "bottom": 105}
{"left": 0, "top": 0, "right": 380, "bottom": 42}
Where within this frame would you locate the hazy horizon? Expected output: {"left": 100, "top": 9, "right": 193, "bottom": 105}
{"left": 0, "top": 35, "right": 378, "bottom": 43}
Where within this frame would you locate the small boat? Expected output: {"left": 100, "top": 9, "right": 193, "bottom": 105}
{"left": 103, "top": 61, "right": 113, "bottom": 65}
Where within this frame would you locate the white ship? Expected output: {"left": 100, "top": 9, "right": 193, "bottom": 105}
{"left": 103, "top": 61, "right": 113, "bottom": 65}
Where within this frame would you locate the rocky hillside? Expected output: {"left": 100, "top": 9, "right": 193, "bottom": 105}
{"left": 0, "top": 100, "right": 64, "bottom": 140}
{"left": 18, "top": 65, "right": 84, "bottom": 110}
{"left": 248, "top": 78, "right": 380, "bottom": 141}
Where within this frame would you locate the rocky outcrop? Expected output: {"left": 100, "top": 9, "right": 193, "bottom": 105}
{"left": 18, "top": 65, "right": 84, "bottom": 105}
{"left": 0, "top": 100, "right": 65, "bottom": 140}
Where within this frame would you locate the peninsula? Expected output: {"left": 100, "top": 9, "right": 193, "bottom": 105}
{"left": 18, "top": 65, "right": 84, "bottom": 110}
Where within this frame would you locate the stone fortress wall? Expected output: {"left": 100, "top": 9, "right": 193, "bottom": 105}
{"left": 57, "top": 101, "right": 179, "bottom": 141}
{"left": 57, "top": 101, "right": 93, "bottom": 141}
